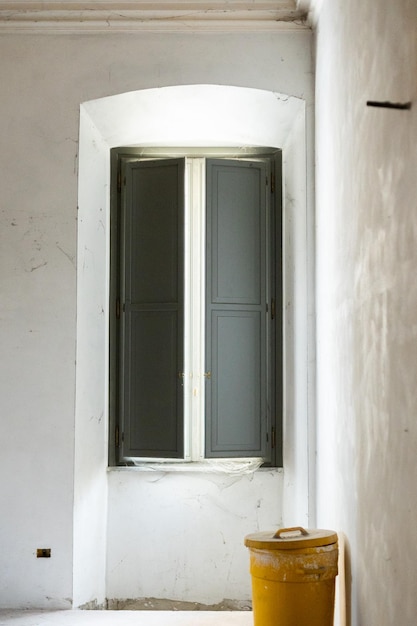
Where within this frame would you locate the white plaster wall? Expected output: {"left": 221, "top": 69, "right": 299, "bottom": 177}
{"left": 0, "top": 31, "right": 313, "bottom": 609}
{"left": 107, "top": 469, "right": 282, "bottom": 604}
{"left": 73, "top": 110, "right": 109, "bottom": 608}
{"left": 282, "top": 109, "right": 313, "bottom": 528}
{"left": 314, "top": 1, "right": 417, "bottom": 624}
{"left": 0, "top": 37, "right": 78, "bottom": 608}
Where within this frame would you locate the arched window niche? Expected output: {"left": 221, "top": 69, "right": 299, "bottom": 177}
{"left": 74, "top": 84, "right": 313, "bottom": 607}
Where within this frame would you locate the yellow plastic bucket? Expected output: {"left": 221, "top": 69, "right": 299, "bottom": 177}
{"left": 244, "top": 527, "right": 338, "bottom": 626}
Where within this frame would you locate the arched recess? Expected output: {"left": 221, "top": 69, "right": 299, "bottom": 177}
{"left": 74, "top": 85, "right": 313, "bottom": 607}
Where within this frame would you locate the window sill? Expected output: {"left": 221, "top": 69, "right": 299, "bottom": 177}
{"left": 108, "top": 458, "right": 282, "bottom": 475}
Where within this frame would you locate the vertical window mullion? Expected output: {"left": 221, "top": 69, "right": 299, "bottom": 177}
{"left": 187, "top": 158, "right": 205, "bottom": 461}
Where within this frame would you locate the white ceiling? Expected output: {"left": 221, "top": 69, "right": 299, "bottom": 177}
{"left": 0, "top": 1, "right": 310, "bottom": 32}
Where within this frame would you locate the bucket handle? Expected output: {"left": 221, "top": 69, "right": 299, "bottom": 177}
{"left": 274, "top": 526, "right": 309, "bottom": 539}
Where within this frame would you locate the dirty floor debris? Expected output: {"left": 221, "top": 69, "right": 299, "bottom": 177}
{"left": 105, "top": 598, "right": 251, "bottom": 611}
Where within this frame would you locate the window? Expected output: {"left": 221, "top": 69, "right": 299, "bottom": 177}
{"left": 109, "top": 148, "right": 282, "bottom": 467}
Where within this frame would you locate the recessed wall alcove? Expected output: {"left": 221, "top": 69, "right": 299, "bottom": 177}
{"left": 74, "top": 84, "right": 314, "bottom": 608}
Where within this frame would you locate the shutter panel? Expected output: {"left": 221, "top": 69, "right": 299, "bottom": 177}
{"left": 120, "top": 159, "right": 185, "bottom": 459}
{"left": 205, "top": 159, "right": 267, "bottom": 458}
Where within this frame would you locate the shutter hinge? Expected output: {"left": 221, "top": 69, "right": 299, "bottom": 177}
{"left": 116, "top": 297, "right": 121, "bottom": 319}
{"left": 115, "top": 426, "right": 124, "bottom": 447}
{"left": 117, "top": 171, "right": 126, "bottom": 193}
{"left": 271, "top": 426, "right": 276, "bottom": 449}
{"left": 267, "top": 173, "right": 275, "bottom": 193}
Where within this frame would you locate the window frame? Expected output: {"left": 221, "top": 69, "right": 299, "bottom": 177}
{"left": 109, "top": 147, "right": 283, "bottom": 468}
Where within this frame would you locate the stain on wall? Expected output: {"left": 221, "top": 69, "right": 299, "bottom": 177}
{"left": 315, "top": 0, "right": 417, "bottom": 624}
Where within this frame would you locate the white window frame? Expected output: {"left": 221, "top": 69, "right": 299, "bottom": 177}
{"left": 184, "top": 157, "right": 206, "bottom": 461}
{"left": 110, "top": 147, "right": 280, "bottom": 469}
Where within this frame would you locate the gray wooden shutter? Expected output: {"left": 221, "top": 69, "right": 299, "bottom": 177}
{"left": 120, "top": 159, "right": 185, "bottom": 459}
{"left": 271, "top": 151, "right": 283, "bottom": 467}
{"left": 205, "top": 159, "right": 268, "bottom": 458}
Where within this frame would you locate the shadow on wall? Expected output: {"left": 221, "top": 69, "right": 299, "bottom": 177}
{"left": 338, "top": 532, "right": 352, "bottom": 626}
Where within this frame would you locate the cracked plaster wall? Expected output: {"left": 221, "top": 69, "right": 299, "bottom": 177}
{"left": 106, "top": 469, "right": 282, "bottom": 604}
{"left": 0, "top": 31, "right": 313, "bottom": 610}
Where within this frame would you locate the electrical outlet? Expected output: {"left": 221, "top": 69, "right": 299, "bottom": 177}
{"left": 37, "top": 548, "right": 51, "bottom": 558}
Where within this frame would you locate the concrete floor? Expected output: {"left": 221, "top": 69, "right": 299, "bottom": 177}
{"left": 0, "top": 612, "right": 253, "bottom": 626}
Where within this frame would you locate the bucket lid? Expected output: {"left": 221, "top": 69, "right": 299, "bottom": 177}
{"left": 244, "top": 526, "right": 338, "bottom": 550}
